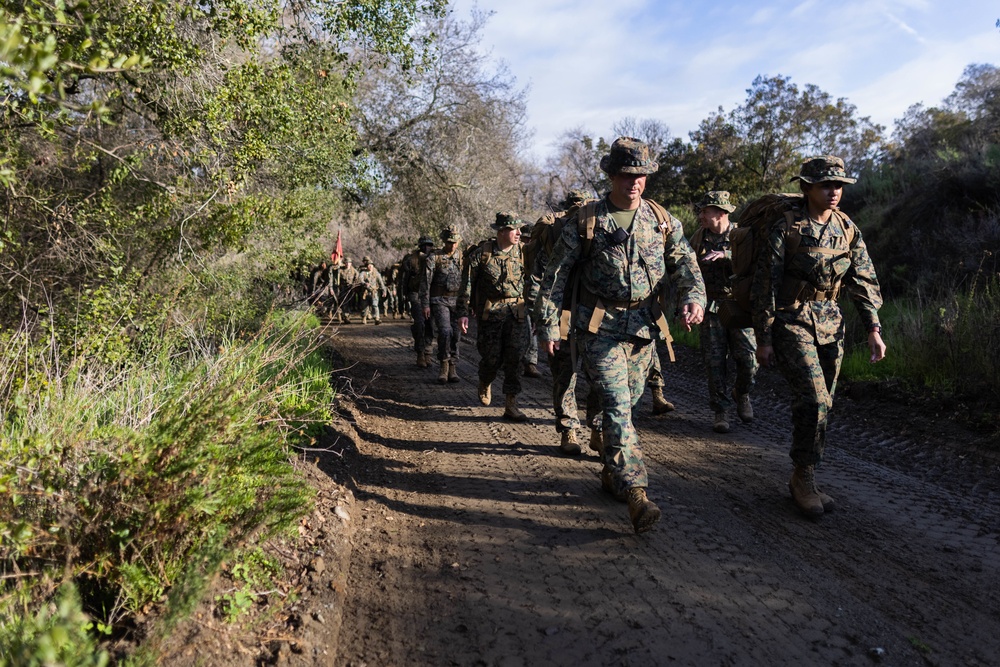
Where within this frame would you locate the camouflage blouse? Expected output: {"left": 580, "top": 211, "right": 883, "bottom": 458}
{"left": 458, "top": 241, "right": 525, "bottom": 320}
{"left": 537, "top": 197, "right": 706, "bottom": 342}
{"left": 751, "top": 207, "right": 882, "bottom": 347}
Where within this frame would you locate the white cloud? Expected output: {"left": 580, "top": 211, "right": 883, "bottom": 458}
{"left": 447, "top": 0, "right": 1000, "bottom": 158}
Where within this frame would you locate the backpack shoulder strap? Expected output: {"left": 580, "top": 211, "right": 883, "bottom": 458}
{"left": 689, "top": 227, "right": 706, "bottom": 254}
{"left": 576, "top": 201, "right": 598, "bottom": 257}
{"left": 833, "top": 209, "right": 857, "bottom": 247}
{"left": 783, "top": 210, "right": 803, "bottom": 257}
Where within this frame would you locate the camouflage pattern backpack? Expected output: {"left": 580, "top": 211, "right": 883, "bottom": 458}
{"left": 717, "top": 193, "right": 856, "bottom": 329}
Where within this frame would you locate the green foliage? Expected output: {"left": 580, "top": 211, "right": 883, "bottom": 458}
{"left": 0, "top": 312, "right": 334, "bottom": 656}
{"left": 0, "top": 583, "right": 109, "bottom": 667}
{"left": 215, "top": 547, "right": 282, "bottom": 623}
{"left": 840, "top": 276, "right": 1000, "bottom": 405}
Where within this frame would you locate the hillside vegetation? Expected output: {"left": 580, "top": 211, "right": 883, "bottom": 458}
{"left": 1, "top": 2, "right": 998, "bottom": 662}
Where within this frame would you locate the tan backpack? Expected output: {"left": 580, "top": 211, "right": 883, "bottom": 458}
{"left": 717, "top": 193, "right": 856, "bottom": 329}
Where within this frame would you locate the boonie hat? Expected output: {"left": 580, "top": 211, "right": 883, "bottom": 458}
{"left": 562, "top": 189, "right": 590, "bottom": 207}
{"left": 492, "top": 211, "right": 526, "bottom": 230}
{"left": 417, "top": 236, "right": 434, "bottom": 248}
{"left": 599, "top": 137, "right": 659, "bottom": 176}
{"left": 791, "top": 155, "right": 857, "bottom": 184}
{"left": 696, "top": 191, "right": 736, "bottom": 213}
{"left": 440, "top": 226, "right": 461, "bottom": 242}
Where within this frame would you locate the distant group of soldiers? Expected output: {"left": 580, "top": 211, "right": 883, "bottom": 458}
{"left": 306, "top": 255, "right": 404, "bottom": 325}
{"left": 312, "top": 137, "right": 887, "bottom": 535}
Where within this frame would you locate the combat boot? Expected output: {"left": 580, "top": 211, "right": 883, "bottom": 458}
{"left": 713, "top": 411, "right": 730, "bottom": 434}
{"left": 438, "top": 360, "right": 449, "bottom": 384}
{"left": 588, "top": 428, "right": 604, "bottom": 456}
{"left": 559, "top": 430, "right": 581, "bottom": 455}
{"left": 789, "top": 465, "right": 825, "bottom": 518}
{"left": 362, "top": 315, "right": 369, "bottom": 325}
{"left": 478, "top": 380, "right": 492, "bottom": 406}
{"left": 503, "top": 394, "right": 527, "bottom": 422}
{"left": 374, "top": 318, "right": 381, "bottom": 325}
{"left": 601, "top": 468, "right": 626, "bottom": 502}
{"left": 733, "top": 391, "right": 754, "bottom": 423}
{"left": 416, "top": 350, "right": 426, "bottom": 368}
{"left": 626, "top": 487, "right": 661, "bottom": 534}
{"left": 523, "top": 363, "right": 542, "bottom": 378}
{"left": 447, "top": 359, "right": 460, "bottom": 383}
{"left": 651, "top": 387, "right": 675, "bottom": 414}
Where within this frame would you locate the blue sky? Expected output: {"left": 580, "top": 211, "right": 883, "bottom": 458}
{"left": 449, "top": 0, "right": 1000, "bottom": 160}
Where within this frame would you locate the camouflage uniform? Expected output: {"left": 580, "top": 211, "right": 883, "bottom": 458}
{"left": 459, "top": 213, "right": 529, "bottom": 399}
{"left": 538, "top": 142, "right": 706, "bottom": 501}
{"left": 400, "top": 238, "right": 434, "bottom": 354}
{"left": 527, "top": 192, "right": 601, "bottom": 437}
{"left": 324, "top": 259, "right": 343, "bottom": 316}
{"left": 357, "top": 257, "right": 386, "bottom": 324}
{"left": 420, "top": 227, "right": 464, "bottom": 364}
{"left": 751, "top": 157, "right": 882, "bottom": 469}
{"left": 690, "top": 191, "right": 758, "bottom": 416}
{"left": 339, "top": 259, "right": 359, "bottom": 323}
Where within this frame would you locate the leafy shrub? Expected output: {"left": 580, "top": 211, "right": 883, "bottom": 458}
{"left": 0, "top": 311, "right": 333, "bottom": 657}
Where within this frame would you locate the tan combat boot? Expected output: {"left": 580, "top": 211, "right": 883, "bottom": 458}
{"left": 438, "top": 360, "right": 449, "bottom": 384}
{"left": 447, "top": 359, "right": 460, "bottom": 383}
{"left": 559, "top": 430, "right": 581, "bottom": 455}
{"left": 416, "top": 351, "right": 426, "bottom": 368}
{"left": 478, "top": 380, "right": 492, "bottom": 406}
{"left": 713, "top": 411, "right": 730, "bottom": 434}
{"left": 523, "top": 363, "right": 542, "bottom": 378}
{"left": 627, "top": 487, "right": 661, "bottom": 534}
{"left": 362, "top": 315, "right": 369, "bottom": 325}
{"left": 601, "top": 468, "right": 626, "bottom": 502}
{"left": 733, "top": 390, "right": 754, "bottom": 423}
{"left": 503, "top": 394, "right": 527, "bottom": 422}
{"left": 789, "top": 465, "right": 825, "bottom": 518}
{"left": 588, "top": 428, "right": 604, "bottom": 456}
{"left": 651, "top": 387, "right": 675, "bottom": 414}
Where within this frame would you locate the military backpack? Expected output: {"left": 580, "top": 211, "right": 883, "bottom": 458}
{"left": 717, "top": 193, "right": 856, "bottom": 329}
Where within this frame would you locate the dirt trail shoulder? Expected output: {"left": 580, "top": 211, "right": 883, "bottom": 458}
{"left": 322, "top": 319, "right": 999, "bottom": 667}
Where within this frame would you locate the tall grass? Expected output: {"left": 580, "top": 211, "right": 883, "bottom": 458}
{"left": 0, "top": 311, "right": 334, "bottom": 664}
{"left": 841, "top": 274, "right": 1000, "bottom": 405}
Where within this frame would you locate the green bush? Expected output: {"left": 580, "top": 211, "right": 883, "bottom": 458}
{"left": 0, "top": 311, "right": 333, "bottom": 658}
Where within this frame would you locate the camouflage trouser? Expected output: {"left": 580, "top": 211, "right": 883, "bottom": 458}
{"left": 361, "top": 292, "right": 380, "bottom": 321}
{"left": 431, "top": 298, "right": 461, "bottom": 362}
{"left": 700, "top": 311, "right": 758, "bottom": 412}
{"left": 773, "top": 319, "right": 844, "bottom": 466}
{"left": 579, "top": 332, "right": 655, "bottom": 493}
{"left": 646, "top": 342, "right": 672, "bottom": 389}
{"left": 522, "top": 316, "right": 538, "bottom": 366}
{"left": 548, "top": 339, "right": 600, "bottom": 434}
{"left": 339, "top": 286, "right": 357, "bottom": 321}
{"left": 408, "top": 291, "right": 433, "bottom": 351}
{"left": 477, "top": 312, "right": 528, "bottom": 396}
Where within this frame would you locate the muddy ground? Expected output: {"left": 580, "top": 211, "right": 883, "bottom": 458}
{"left": 157, "top": 317, "right": 1000, "bottom": 666}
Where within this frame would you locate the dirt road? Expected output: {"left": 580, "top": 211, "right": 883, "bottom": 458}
{"left": 321, "top": 319, "right": 999, "bottom": 667}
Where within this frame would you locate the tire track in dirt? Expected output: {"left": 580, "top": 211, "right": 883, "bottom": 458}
{"left": 326, "top": 319, "right": 999, "bottom": 667}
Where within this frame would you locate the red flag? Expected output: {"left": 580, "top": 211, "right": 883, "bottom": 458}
{"left": 331, "top": 230, "right": 343, "bottom": 264}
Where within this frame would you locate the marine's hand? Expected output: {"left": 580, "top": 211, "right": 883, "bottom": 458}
{"left": 869, "top": 330, "right": 886, "bottom": 363}
{"left": 701, "top": 250, "right": 725, "bottom": 262}
{"left": 423, "top": 306, "right": 431, "bottom": 320}
{"left": 459, "top": 316, "right": 469, "bottom": 335}
{"left": 757, "top": 345, "right": 775, "bottom": 367}
{"left": 680, "top": 303, "right": 704, "bottom": 331}
{"left": 544, "top": 340, "right": 559, "bottom": 356}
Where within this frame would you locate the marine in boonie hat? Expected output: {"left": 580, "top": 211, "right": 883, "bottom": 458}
{"left": 599, "top": 137, "right": 659, "bottom": 176}
{"left": 696, "top": 190, "right": 736, "bottom": 213}
{"left": 491, "top": 211, "right": 526, "bottom": 230}
{"left": 417, "top": 235, "right": 434, "bottom": 248}
{"left": 791, "top": 155, "right": 857, "bottom": 184}
{"left": 440, "top": 225, "right": 462, "bottom": 242}
{"left": 561, "top": 189, "right": 591, "bottom": 208}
